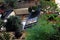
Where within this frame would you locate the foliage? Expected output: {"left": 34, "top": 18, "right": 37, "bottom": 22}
{"left": 25, "top": 14, "right": 60, "bottom": 40}
{"left": 0, "top": 19, "right": 4, "bottom": 28}
{"left": 56, "top": 8, "right": 60, "bottom": 12}
{"left": 40, "top": 0, "right": 57, "bottom": 13}
{"left": 0, "top": 19, "right": 4, "bottom": 25}
{"left": 0, "top": 16, "right": 22, "bottom": 39}
{"left": 40, "top": 14, "right": 58, "bottom": 21}
{"left": 5, "top": 16, "right": 22, "bottom": 32}
{"left": 5, "top": 16, "right": 23, "bottom": 38}
{"left": 0, "top": 32, "right": 11, "bottom": 40}
{"left": 32, "top": 6, "right": 38, "bottom": 10}
{"left": 54, "top": 16, "right": 60, "bottom": 29}
{"left": 28, "top": 5, "right": 39, "bottom": 13}
{"left": 46, "top": 14, "right": 58, "bottom": 21}
{"left": 55, "top": 17, "right": 60, "bottom": 21}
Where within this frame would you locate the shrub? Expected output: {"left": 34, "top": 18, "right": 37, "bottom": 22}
{"left": 25, "top": 14, "right": 60, "bottom": 40}
{"left": 5, "top": 16, "right": 23, "bottom": 38}
{"left": 47, "top": 14, "right": 58, "bottom": 21}
{"left": 5, "top": 16, "right": 22, "bottom": 32}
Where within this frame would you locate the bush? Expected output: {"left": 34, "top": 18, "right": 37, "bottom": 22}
{"left": 5, "top": 16, "right": 22, "bottom": 32}
{"left": 25, "top": 14, "right": 60, "bottom": 40}
{"left": 5, "top": 16, "right": 23, "bottom": 38}
{"left": 25, "top": 22, "right": 57, "bottom": 40}
{"left": 47, "top": 14, "right": 58, "bottom": 21}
